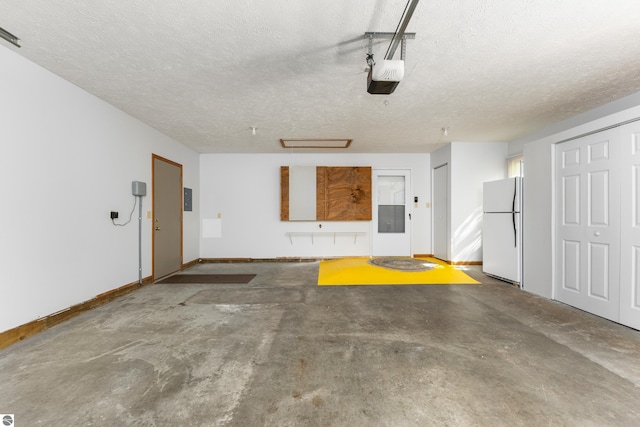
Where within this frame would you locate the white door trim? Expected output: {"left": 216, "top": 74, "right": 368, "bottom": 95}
{"left": 432, "top": 163, "right": 449, "bottom": 262}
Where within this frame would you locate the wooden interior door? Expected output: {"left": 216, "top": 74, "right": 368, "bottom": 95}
{"left": 555, "top": 129, "right": 620, "bottom": 321}
{"left": 153, "top": 155, "right": 182, "bottom": 279}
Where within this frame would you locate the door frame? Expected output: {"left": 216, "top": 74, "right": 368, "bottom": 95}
{"left": 152, "top": 154, "right": 183, "bottom": 281}
{"left": 619, "top": 120, "right": 640, "bottom": 329}
{"left": 432, "top": 163, "right": 449, "bottom": 262}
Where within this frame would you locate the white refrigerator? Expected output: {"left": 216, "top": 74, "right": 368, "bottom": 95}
{"left": 482, "top": 177, "right": 522, "bottom": 284}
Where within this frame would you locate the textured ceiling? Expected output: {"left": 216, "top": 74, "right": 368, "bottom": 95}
{"left": 2, "top": 1, "right": 640, "bottom": 153}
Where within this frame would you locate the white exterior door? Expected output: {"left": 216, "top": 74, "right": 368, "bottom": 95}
{"left": 432, "top": 164, "right": 449, "bottom": 261}
{"left": 620, "top": 121, "right": 640, "bottom": 329}
{"left": 555, "top": 129, "right": 620, "bottom": 322}
{"left": 372, "top": 169, "right": 412, "bottom": 256}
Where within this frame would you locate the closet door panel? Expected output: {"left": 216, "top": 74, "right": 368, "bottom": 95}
{"left": 620, "top": 122, "right": 640, "bottom": 329}
{"left": 555, "top": 129, "right": 620, "bottom": 322}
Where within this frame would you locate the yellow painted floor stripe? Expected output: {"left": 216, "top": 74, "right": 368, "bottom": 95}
{"left": 318, "top": 257, "right": 480, "bottom": 286}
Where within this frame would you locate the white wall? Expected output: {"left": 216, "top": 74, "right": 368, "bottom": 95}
{"left": 509, "top": 91, "right": 640, "bottom": 156}
{"left": 521, "top": 142, "right": 553, "bottom": 297}
{"left": 430, "top": 144, "right": 451, "bottom": 260}
{"left": 451, "top": 142, "right": 508, "bottom": 262}
{"left": 199, "top": 153, "right": 430, "bottom": 258}
{"left": 0, "top": 46, "right": 200, "bottom": 333}
{"left": 519, "top": 97, "right": 640, "bottom": 298}
{"left": 430, "top": 142, "right": 507, "bottom": 263}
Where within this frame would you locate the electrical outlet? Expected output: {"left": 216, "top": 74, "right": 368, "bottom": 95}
{"left": 110, "top": 211, "right": 119, "bottom": 219}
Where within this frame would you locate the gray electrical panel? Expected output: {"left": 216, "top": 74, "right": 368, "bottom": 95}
{"left": 132, "top": 181, "right": 147, "bottom": 196}
{"left": 184, "top": 187, "right": 192, "bottom": 211}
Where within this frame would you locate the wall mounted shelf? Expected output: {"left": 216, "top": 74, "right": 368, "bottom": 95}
{"left": 286, "top": 231, "right": 366, "bottom": 245}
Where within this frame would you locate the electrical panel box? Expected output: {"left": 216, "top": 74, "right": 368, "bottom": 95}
{"left": 132, "top": 181, "right": 147, "bottom": 196}
{"left": 184, "top": 187, "right": 193, "bottom": 211}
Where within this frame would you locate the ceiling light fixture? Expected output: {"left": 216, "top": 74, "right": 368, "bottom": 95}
{"left": 0, "top": 26, "right": 21, "bottom": 48}
{"left": 442, "top": 127, "right": 449, "bottom": 137}
{"left": 250, "top": 126, "right": 257, "bottom": 136}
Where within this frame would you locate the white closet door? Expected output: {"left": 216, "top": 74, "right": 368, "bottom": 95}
{"left": 555, "top": 128, "right": 620, "bottom": 322}
{"left": 620, "top": 121, "right": 640, "bottom": 329}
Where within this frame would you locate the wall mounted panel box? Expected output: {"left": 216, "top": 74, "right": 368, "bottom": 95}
{"left": 132, "top": 181, "right": 147, "bottom": 196}
{"left": 184, "top": 187, "right": 193, "bottom": 211}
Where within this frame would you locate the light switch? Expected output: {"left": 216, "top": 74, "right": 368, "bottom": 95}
{"left": 146, "top": 211, "right": 152, "bottom": 218}
{"left": 217, "top": 212, "right": 222, "bottom": 219}
{"left": 425, "top": 202, "right": 431, "bottom": 208}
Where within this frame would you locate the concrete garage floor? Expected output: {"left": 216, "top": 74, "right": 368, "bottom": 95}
{"left": 1, "top": 262, "right": 640, "bottom": 426}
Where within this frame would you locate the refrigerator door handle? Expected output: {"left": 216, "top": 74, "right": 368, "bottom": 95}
{"left": 512, "top": 179, "right": 517, "bottom": 247}
{"left": 512, "top": 211, "right": 517, "bottom": 247}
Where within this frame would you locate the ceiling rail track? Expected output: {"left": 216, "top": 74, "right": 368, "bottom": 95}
{"left": 554, "top": 116, "right": 640, "bottom": 145}
{"left": 385, "top": 0, "right": 420, "bottom": 60}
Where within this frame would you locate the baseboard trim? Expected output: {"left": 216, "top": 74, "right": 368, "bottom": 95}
{"left": 424, "top": 259, "right": 483, "bottom": 265}
{"left": 450, "top": 261, "right": 482, "bottom": 266}
{"left": 413, "top": 254, "right": 434, "bottom": 258}
{"left": 0, "top": 275, "right": 152, "bottom": 351}
{"left": 182, "top": 258, "right": 199, "bottom": 269}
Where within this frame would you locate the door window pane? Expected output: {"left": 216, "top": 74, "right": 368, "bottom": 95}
{"left": 378, "top": 176, "right": 405, "bottom": 205}
{"left": 378, "top": 205, "right": 405, "bottom": 232}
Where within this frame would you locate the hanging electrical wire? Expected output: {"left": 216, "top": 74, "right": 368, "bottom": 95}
{"left": 112, "top": 196, "right": 137, "bottom": 227}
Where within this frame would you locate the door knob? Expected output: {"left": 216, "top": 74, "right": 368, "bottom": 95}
{"left": 155, "top": 226, "right": 161, "bottom": 231}
{"left": 594, "top": 231, "right": 601, "bottom": 236}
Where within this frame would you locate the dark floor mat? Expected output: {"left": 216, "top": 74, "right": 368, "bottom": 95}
{"left": 156, "top": 274, "right": 256, "bottom": 284}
